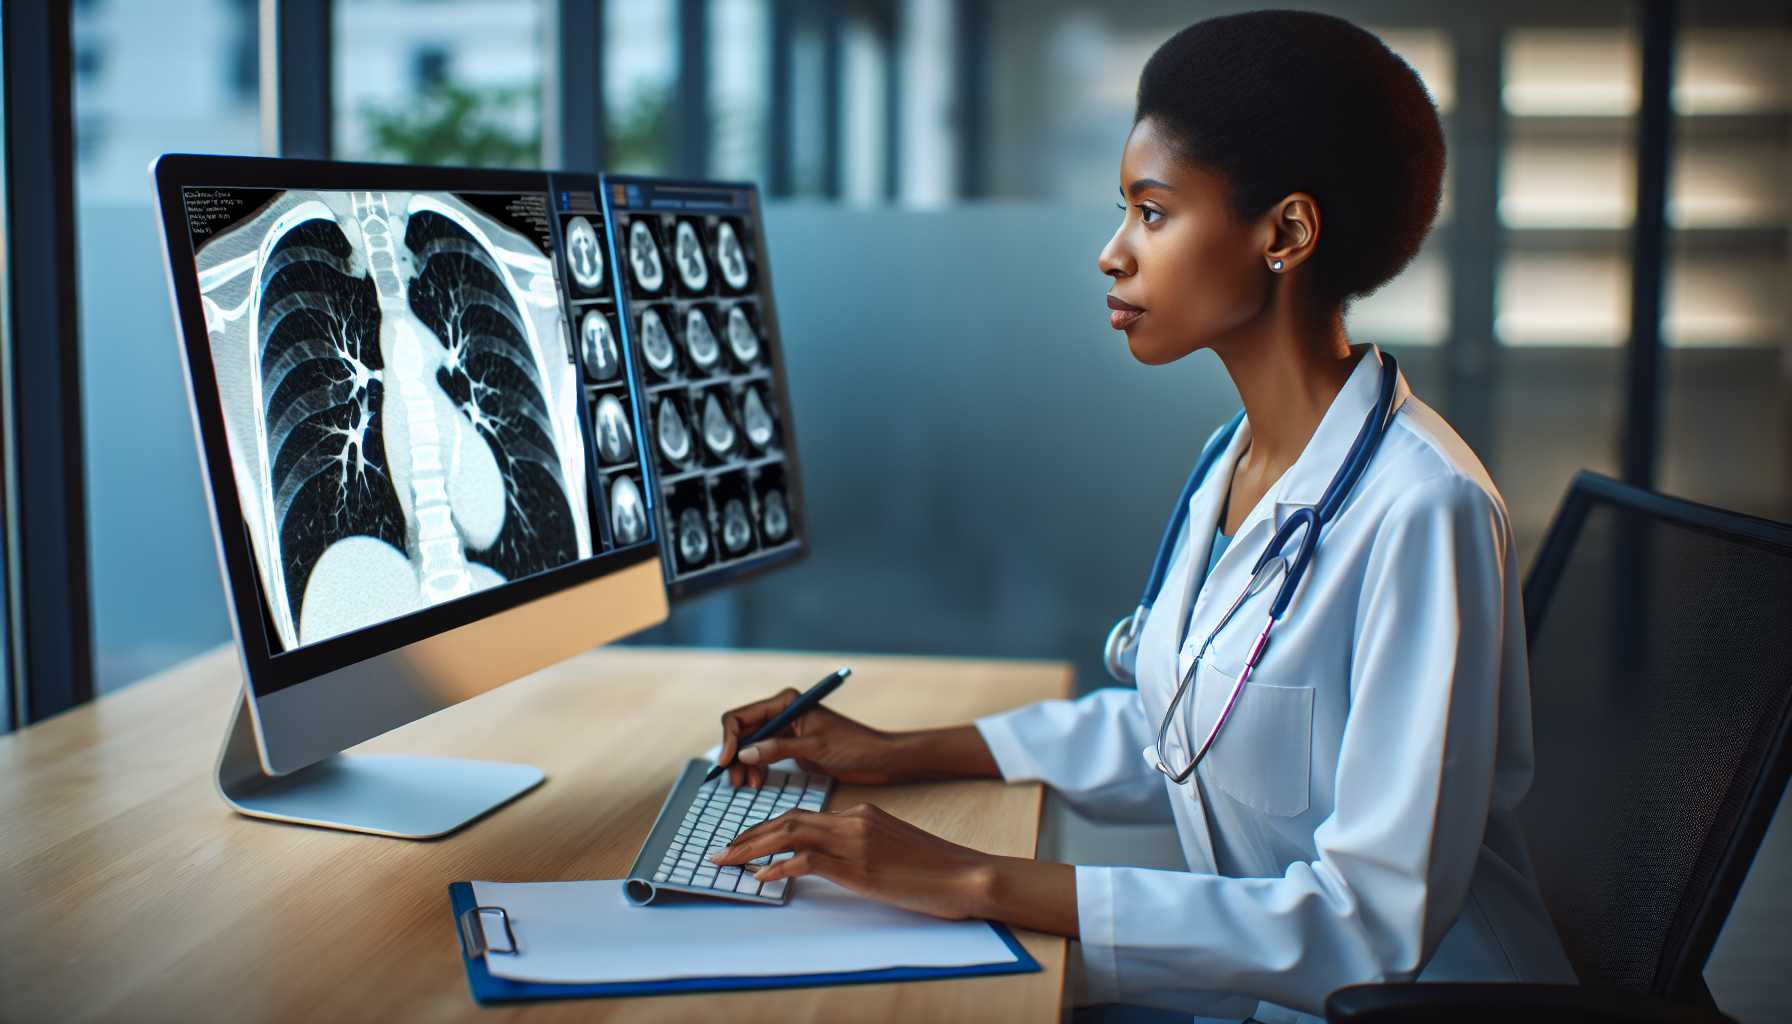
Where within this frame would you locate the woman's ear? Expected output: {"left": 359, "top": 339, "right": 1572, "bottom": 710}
{"left": 1264, "top": 192, "right": 1320, "bottom": 273}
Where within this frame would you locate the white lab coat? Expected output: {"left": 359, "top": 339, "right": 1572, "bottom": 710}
{"left": 976, "top": 346, "right": 1575, "bottom": 1023}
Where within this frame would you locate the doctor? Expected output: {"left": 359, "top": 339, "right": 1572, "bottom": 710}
{"left": 710, "top": 11, "right": 1574, "bottom": 1021}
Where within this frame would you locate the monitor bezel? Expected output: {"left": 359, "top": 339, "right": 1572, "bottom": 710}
{"left": 153, "top": 153, "right": 661, "bottom": 698}
{"left": 598, "top": 173, "right": 810, "bottom": 602}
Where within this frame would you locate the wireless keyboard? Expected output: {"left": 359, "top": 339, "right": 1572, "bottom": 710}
{"left": 624, "top": 757, "right": 832, "bottom": 906}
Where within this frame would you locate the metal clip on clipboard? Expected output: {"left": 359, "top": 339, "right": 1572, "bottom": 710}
{"left": 456, "top": 904, "right": 518, "bottom": 959}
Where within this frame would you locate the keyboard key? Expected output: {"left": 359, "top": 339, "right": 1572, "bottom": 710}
{"left": 771, "top": 851, "right": 795, "bottom": 863}
{"left": 694, "top": 868, "right": 718, "bottom": 885}
{"left": 734, "top": 875, "right": 761, "bottom": 895}
{"left": 672, "top": 867, "right": 695, "bottom": 884}
{"left": 653, "top": 870, "right": 669, "bottom": 883}
{"left": 761, "top": 878, "right": 788, "bottom": 900}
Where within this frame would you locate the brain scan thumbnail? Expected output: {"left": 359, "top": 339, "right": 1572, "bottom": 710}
{"left": 761, "top": 488, "right": 790, "bottom": 543}
{"left": 563, "top": 215, "right": 604, "bottom": 291}
{"left": 721, "top": 497, "right": 753, "bottom": 555}
{"left": 740, "top": 386, "right": 775, "bottom": 450}
{"left": 593, "top": 394, "right": 636, "bottom": 466}
{"left": 725, "top": 306, "right": 761, "bottom": 366}
{"left": 579, "top": 309, "right": 621, "bottom": 382}
{"left": 609, "top": 474, "right": 648, "bottom": 545}
{"left": 716, "top": 221, "right": 751, "bottom": 291}
{"left": 677, "top": 505, "right": 711, "bottom": 568}
{"left": 674, "top": 220, "right": 709, "bottom": 292}
{"left": 187, "top": 187, "right": 591, "bottom": 652}
{"left": 655, "top": 396, "right": 694, "bottom": 468}
{"left": 628, "top": 219, "right": 665, "bottom": 293}
{"left": 700, "top": 391, "right": 737, "bottom": 459}
{"left": 639, "top": 307, "right": 676, "bottom": 377}
{"left": 684, "top": 307, "right": 721, "bottom": 372}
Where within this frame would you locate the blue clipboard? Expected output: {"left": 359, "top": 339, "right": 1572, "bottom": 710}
{"left": 449, "top": 882, "right": 1041, "bottom": 1005}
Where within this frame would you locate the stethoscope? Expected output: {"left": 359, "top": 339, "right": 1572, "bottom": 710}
{"left": 1103, "top": 353, "right": 1401, "bottom": 783}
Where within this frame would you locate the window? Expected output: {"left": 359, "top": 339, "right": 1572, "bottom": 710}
{"left": 1498, "top": 29, "right": 1640, "bottom": 348}
{"left": 71, "top": 0, "right": 260, "bottom": 692}
{"left": 333, "top": 0, "right": 547, "bottom": 168}
{"left": 0, "top": 34, "right": 10, "bottom": 732}
{"left": 1659, "top": 23, "right": 1792, "bottom": 528}
{"left": 603, "top": 0, "right": 676, "bottom": 173}
{"left": 709, "top": 0, "right": 771, "bottom": 182}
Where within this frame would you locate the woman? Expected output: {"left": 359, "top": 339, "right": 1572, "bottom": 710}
{"left": 710, "top": 11, "right": 1574, "bottom": 1021}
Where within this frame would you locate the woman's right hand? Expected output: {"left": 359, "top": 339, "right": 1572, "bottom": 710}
{"left": 717, "top": 689, "right": 907, "bottom": 788}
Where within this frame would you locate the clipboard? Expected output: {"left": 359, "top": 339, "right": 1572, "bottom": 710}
{"left": 449, "top": 882, "right": 1041, "bottom": 1004}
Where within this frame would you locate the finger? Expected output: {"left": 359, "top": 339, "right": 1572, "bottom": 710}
{"left": 735, "top": 733, "right": 815, "bottom": 768}
{"left": 711, "top": 816, "right": 825, "bottom": 865}
{"left": 720, "top": 808, "right": 817, "bottom": 852}
{"left": 728, "top": 762, "right": 747, "bottom": 787}
{"left": 717, "top": 809, "right": 823, "bottom": 858}
{"left": 753, "top": 849, "right": 842, "bottom": 884}
{"left": 717, "top": 688, "right": 800, "bottom": 767}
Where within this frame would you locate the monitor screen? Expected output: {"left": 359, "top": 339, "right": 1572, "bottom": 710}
{"left": 178, "top": 182, "right": 657, "bottom": 655}
{"left": 600, "top": 176, "right": 806, "bottom": 598}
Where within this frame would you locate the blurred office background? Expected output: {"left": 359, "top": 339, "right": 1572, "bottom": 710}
{"left": 3, "top": 0, "right": 1789, "bottom": 1015}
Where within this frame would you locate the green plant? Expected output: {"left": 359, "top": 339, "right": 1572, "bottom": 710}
{"left": 358, "top": 82, "right": 542, "bottom": 168}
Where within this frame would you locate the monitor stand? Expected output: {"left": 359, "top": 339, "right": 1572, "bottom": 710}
{"left": 214, "top": 692, "right": 544, "bottom": 839}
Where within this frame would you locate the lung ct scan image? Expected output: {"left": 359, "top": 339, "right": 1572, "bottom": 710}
{"left": 185, "top": 187, "right": 592, "bottom": 652}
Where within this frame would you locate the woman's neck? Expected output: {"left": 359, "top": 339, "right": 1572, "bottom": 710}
{"left": 1211, "top": 303, "right": 1356, "bottom": 475}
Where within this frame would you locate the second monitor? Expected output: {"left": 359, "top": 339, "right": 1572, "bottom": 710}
{"left": 581, "top": 175, "right": 806, "bottom": 600}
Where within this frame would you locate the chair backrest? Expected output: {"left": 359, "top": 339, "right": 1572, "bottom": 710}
{"left": 1519, "top": 471, "right": 1792, "bottom": 998}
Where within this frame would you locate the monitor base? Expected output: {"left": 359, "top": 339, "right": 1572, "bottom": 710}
{"left": 215, "top": 691, "right": 544, "bottom": 839}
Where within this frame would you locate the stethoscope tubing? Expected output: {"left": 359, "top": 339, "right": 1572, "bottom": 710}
{"left": 1109, "top": 354, "right": 1402, "bottom": 778}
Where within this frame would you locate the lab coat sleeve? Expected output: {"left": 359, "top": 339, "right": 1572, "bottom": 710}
{"left": 1074, "top": 473, "right": 1512, "bottom": 1015}
{"left": 974, "top": 688, "right": 1173, "bottom": 824}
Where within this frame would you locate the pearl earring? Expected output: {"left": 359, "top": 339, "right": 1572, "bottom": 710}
{"left": 1270, "top": 258, "right": 1285, "bottom": 272}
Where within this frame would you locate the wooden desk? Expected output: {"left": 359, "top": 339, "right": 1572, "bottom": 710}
{"left": 0, "top": 646, "right": 1071, "bottom": 1022}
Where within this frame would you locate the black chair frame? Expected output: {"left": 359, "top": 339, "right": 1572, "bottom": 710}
{"left": 1327, "top": 471, "right": 1792, "bottom": 1024}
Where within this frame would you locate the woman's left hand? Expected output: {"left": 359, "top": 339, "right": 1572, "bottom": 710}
{"left": 710, "top": 803, "right": 994, "bottom": 920}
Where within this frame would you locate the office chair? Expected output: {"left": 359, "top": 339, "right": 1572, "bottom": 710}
{"left": 1327, "top": 471, "right": 1792, "bottom": 1024}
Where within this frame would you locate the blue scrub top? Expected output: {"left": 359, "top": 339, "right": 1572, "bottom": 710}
{"left": 1203, "top": 528, "right": 1231, "bottom": 591}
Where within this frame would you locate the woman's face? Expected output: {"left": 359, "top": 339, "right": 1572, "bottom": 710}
{"left": 1099, "top": 116, "right": 1270, "bottom": 365}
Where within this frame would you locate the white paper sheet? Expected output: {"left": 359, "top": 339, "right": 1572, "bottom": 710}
{"left": 469, "top": 878, "right": 1020, "bottom": 985}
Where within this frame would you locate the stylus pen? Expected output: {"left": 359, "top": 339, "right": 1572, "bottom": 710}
{"left": 706, "top": 666, "right": 853, "bottom": 782}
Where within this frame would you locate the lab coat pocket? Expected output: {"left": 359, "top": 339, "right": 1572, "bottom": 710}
{"left": 1192, "top": 660, "right": 1315, "bottom": 818}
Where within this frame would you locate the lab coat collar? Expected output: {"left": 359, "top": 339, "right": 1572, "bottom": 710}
{"left": 1234, "top": 344, "right": 1409, "bottom": 538}
{"left": 1174, "top": 345, "right": 1410, "bottom": 642}
{"left": 1173, "top": 411, "right": 1256, "bottom": 638}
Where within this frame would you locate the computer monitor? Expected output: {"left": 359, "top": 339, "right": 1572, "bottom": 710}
{"left": 595, "top": 175, "right": 807, "bottom": 600}
{"left": 153, "top": 155, "right": 669, "bottom": 837}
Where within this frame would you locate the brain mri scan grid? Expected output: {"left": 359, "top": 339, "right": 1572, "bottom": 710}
{"left": 547, "top": 178, "right": 659, "bottom": 564}
{"left": 606, "top": 179, "right": 800, "bottom": 592}
{"left": 184, "top": 185, "right": 655, "bottom": 654}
